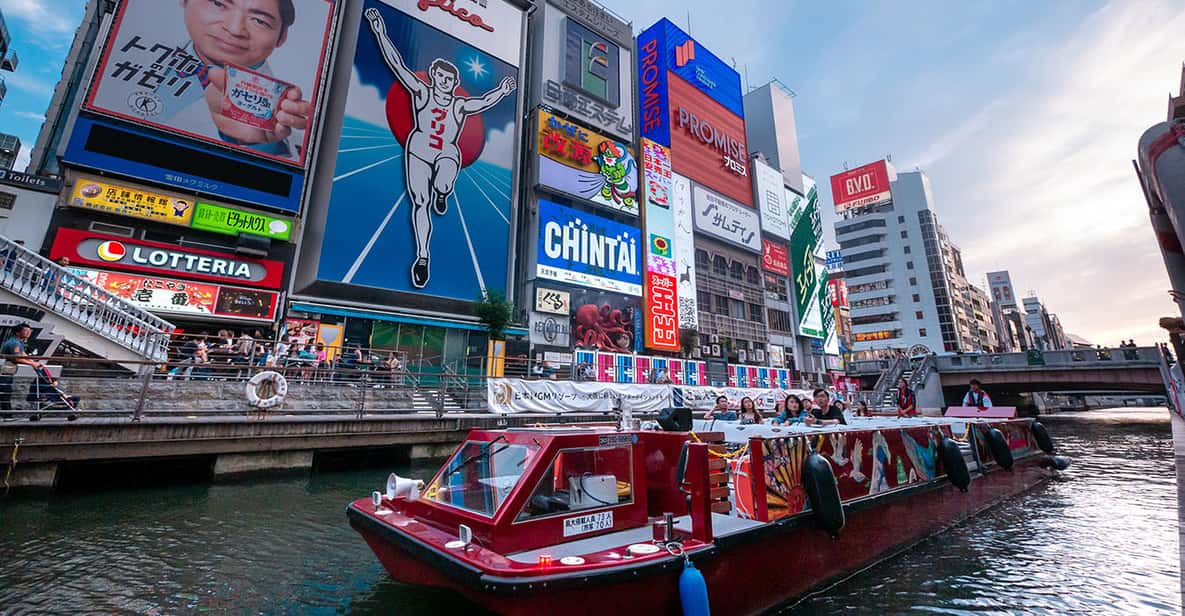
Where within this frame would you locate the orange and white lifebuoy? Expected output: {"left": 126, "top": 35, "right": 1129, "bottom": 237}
{"left": 731, "top": 454, "right": 755, "bottom": 519}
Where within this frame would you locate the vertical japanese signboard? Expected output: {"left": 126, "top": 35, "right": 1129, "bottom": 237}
{"left": 789, "top": 176, "right": 824, "bottom": 338}
{"left": 642, "top": 138, "right": 679, "bottom": 351}
{"left": 754, "top": 158, "right": 790, "bottom": 240}
{"left": 671, "top": 173, "right": 698, "bottom": 330}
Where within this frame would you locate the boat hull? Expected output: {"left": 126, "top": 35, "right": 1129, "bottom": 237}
{"left": 351, "top": 459, "right": 1051, "bottom": 615}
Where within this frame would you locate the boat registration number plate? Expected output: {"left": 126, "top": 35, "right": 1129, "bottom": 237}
{"left": 562, "top": 511, "right": 614, "bottom": 537}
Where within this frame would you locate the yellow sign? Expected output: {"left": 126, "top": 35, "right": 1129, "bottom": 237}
{"left": 69, "top": 175, "right": 195, "bottom": 226}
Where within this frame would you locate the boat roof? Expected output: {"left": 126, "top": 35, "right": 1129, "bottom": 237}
{"left": 693, "top": 415, "right": 1023, "bottom": 443}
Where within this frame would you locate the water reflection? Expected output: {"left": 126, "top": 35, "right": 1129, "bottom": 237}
{"left": 0, "top": 409, "right": 1178, "bottom": 615}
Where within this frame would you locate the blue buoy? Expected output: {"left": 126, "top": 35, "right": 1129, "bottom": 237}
{"left": 679, "top": 558, "right": 710, "bottom": 616}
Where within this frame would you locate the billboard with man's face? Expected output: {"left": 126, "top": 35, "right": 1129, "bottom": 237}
{"left": 312, "top": 0, "right": 524, "bottom": 302}
{"left": 85, "top": 0, "right": 337, "bottom": 167}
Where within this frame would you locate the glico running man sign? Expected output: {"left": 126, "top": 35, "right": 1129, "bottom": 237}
{"left": 313, "top": 0, "right": 524, "bottom": 302}
{"left": 536, "top": 199, "right": 642, "bottom": 296}
{"left": 85, "top": 0, "right": 337, "bottom": 167}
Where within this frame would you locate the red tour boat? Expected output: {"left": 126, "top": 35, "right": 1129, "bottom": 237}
{"left": 347, "top": 414, "right": 1068, "bottom": 615}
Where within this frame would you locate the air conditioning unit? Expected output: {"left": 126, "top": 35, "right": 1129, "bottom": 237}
{"left": 756, "top": 349, "right": 766, "bottom": 362}
{"left": 710, "top": 335, "right": 720, "bottom": 344}
{"left": 738, "top": 349, "right": 748, "bottom": 362}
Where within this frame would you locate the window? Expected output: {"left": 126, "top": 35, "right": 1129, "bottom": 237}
{"left": 844, "top": 249, "right": 885, "bottom": 264}
{"left": 729, "top": 299, "right": 745, "bottom": 319}
{"left": 915, "top": 311, "right": 924, "bottom": 319}
{"left": 423, "top": 439, "right": 541, "bottom": 518}
{"left": 0, "top": 192, "right": 15, "bottom": 211}
{"left": 901, "top": 230, "right": 908, "bottom": 239}
{"left": 912, "top": 294, "right": 921, "bottom": 302}
{"left": 836, "top": 218, "right": 887, "bottom": 236}
{"left": 903, "top": 246, "right": 911, "bottom": 254}
{"left": 730, "top": 261, "right": 744, "bottom": 281}
{"left": 696, "top": 249, "right": 710, "bottom": 268}
{"left": 838, "top": 234, "right": 885, "bottom": 249}
{"left": 768, "top": 309, "right": 793, "bottom": 333}
{"left": 748, "top": 303, "right": 764, "bottom": 323}
{"left": 764, "top": 274, "right": 788, "bottom": 302}
{"left": 746, "top": 266, "right": 761, "bottom": 285}
{"left": 517, "top": 445, "right": 634, "bottom": 521}
{"left": 897, "top": 215, "right": 905, "bottom": 223}
{"left": 906, "top": 261, "right": 915, "bottom": 270}
{"left": 846, "top": 264, "right": 888, "bottom": 278}
{"left": 714, "top": 295, "right": 729, "bottom": 315}
{"left": 919, "top": 328, "right": 928, "bottom": 337}
{"left": 910, "top": 277, "right": 918, "bottom": 286}
{"left": 697, "top": 290, "right": 710, "bottom": 309}
{"left": 712, "top": 256, "right": 728, "bottom": 276}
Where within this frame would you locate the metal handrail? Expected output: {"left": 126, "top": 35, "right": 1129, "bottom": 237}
{"left": 0, "top": 236, "right": 174, "bottom": 360}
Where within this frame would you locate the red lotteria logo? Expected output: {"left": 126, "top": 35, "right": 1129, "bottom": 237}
{"left": 96, "top": 240, "right": 126, "bottom": 262}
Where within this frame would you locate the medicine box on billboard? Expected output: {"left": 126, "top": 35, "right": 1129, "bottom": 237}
{"left": 536, "top": 199, "right": 642, "bottom": 296}
{"left": 84, "top": 0, "right": 338, "bottom": 168}
{"left": 304, "top": 0, "right": 526, "bottom": 306}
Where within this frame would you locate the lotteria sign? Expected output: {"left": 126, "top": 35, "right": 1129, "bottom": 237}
{"left": 830, "top": 160, "right": 893, "bottom": 214}
{"left": 50, "top": 228, "right": 284, "bottom": 289}
{"left": 536, "top": 199, "right": 642, "bottom": 295}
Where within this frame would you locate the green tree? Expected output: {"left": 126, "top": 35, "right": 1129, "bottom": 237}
{"left": 474, "top": 291, "right": 515, "bottom": 341}
{"left": 679, "top": 328, "right": 699, "bottom": 358}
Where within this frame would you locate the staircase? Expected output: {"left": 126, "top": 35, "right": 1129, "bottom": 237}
{"left": 0, "top": 236, "right": 174, "bottom": 365}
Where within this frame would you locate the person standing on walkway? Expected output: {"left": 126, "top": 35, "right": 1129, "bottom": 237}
{"left": 963, "top": 378, "right": 993, "bottom": 410}
{"left": 1, "top": 323, "right": 42, "bottom": 421}
{"left": 896, "top": 377, "right": 918, "bottom": 418}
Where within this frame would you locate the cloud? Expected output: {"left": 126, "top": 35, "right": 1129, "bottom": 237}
{"left": 0, "top": 0, "right": 78, "bottom": 34}
{"left": 2, "top": 71, "right": 53, "bottom": 97}
{"left": 478, "top": 121, "right": 515, "bottom": 167}
{"left": 11, "top": 111, "right": 44, "bottom": 122}
{"left": 342, "top": 67, "right": 390, "bottom": 130}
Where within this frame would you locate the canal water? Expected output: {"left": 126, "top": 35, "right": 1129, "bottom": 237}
{"left": 0, "top": 408, "right": 1178, "bottom": 615}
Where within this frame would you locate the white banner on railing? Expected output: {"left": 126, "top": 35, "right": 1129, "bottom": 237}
{"left": 486, "top": 380, "right": 814, "bottom": 414}
{"left": 487, "top": 380, "right": 673, "bottom": 414}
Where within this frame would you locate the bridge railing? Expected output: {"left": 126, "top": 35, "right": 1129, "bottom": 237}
{"left": 933, "top": 347, "right": 1161, "bottom": 371}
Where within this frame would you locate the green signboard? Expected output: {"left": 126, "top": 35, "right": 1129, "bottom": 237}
{"left": 191, "top": 202, "right": 293, "bottom": 241}
{"left": 788, "top": 176, "right": 824, "bottom": 339}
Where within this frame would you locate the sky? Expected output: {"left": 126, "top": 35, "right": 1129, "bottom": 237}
{"left": 0, "top": 0, "right": 1181, "bottom": 345}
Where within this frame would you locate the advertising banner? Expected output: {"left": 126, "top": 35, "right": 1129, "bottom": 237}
{"left": 673, "top": 386, "right": 811, "bottom": 411}
{"left": 529, "top": 311, "right": 572, "bottom": 347}
{"left": 987, "top": 270, "right": 1017, "bottom": 309}
{"left": 829, "top": 278, "right": 849, "bottom": 308}
{"left": 643, "top": 271, "right": 679, "bottom": 351}
{"left": 789, "top": 176, "right": 824, "bottom": 338}
{"left": 691, "top": 183, "right": 760, "bottom": 253}
{"left": 314, "top": 0, "right": 524, "bottom": 301}
{"left": 642, "top": 137, "right": 679, "bottom": 351}
{"left": 830, "top": 160, "right": 893, "bottom": 214}
{"left": 51, "top": 228, "right": 285, "bottom": 289}
{"left": 821, "top": 269, "right": 839, "bottom": 355}
{"left": 825, "top": 249, "right": 843, "bottom": 273}
{"left": 85, "top": 0, "right": 337, "bottom": 167}
{"left": 754, "top": 158, "right": 790, "bottom": 240}
{"left": 570, "top": 287, "right": 639, "bottom": 353}
{"left": 534, "top": 286, "right": 571, "bottom": 315}
{"left": 669, "top": 76, "right": 751, "bottom": 206}
{"left": 537, "top": 109, "right": 638, "bottom": 216}
{"left": 671, "top": 173, "right": 698, "bottom": 329}
{"left": 537, "top": 199, "right": 642, "bottom": 295}
{"left": 487, "top": 379, "right": 672, "bottom": 414}
{"left": 72, "top": 268, "right": 278, "bottom": 321}
{"left": 68, "top": 175, "right": 195, "bottom": 226}
{"left": 535, "top": 1, "right": 634, "bottom": 139}
{"left": 191, "top": 202, "right": 293, "bottom": 241}
{"left": 762, "top": 240, "right": 790, "bottom": 276}
{"left": 635, "top": 19, "right": 744, "bottom": 119}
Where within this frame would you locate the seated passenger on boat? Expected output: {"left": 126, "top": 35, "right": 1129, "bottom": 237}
{"left": 738, "top": 397, "right": 763, "bottom": 424}
{"left": 805, "top": 389, "right": 847, "bottom": 426}
{"left": 963, "top": 379, "right": 993, "bottom": 409}
{"left": 773, "top": 395, "right": 807, "bottom": 425}
{"left": 705, "top": 396, "right": 737, "bottom": 420}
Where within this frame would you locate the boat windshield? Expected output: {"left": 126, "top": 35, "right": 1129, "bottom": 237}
{"left": 421, "top": 438, "right": 541, "bottom": 518}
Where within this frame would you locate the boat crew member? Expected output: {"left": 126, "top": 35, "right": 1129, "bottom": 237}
{"left": 805, "top": 389, "right": 847, "bottom": 426}
{"left": 963, "top": 378, "right": 993, "bottom": 410}
{"left": 705, "top": 396, "right": 737, "bottom": 420}
{"left": 896, "top": 377, "right": 918, "bottom": 417}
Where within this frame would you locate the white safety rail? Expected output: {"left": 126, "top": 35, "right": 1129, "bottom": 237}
{"left": 0, "top": 235, "right": 174, "bottom": 361}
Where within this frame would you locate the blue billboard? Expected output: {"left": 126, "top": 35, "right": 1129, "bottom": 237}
{"left": 312, "top": 0, "right": 524, "bottom": 301}
{"left": 637, "top": 18, "right": 743, "bottom": 150}
{"left": 64, "top": 116, "right": 304, "bottom": 213}
{"left": 536, "top": 199, "right": 643, "bottom": 296}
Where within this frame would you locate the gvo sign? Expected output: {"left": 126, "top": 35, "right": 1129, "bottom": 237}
{"left": 845, "top": 173, "right": 874, "bottom": 194}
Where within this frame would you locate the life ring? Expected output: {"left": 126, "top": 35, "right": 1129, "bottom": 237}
{"left": 731, "top": 455, "right": 755, "bottom": 519}
{"left": 246, "top": 371, "right": 288, "bottom": 409}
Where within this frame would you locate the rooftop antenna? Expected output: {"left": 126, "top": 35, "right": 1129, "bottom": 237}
{"left": 686, "top": 10, "right": 691, "bottom": 34}
{"left": 843, "top": 161, "right": 849, "bottom": 170}
{"left": 744, "top": 64, "right": 750, "bottom": 93}
{"left": 886, "top": 153, "right": 893, "bottom": 162}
